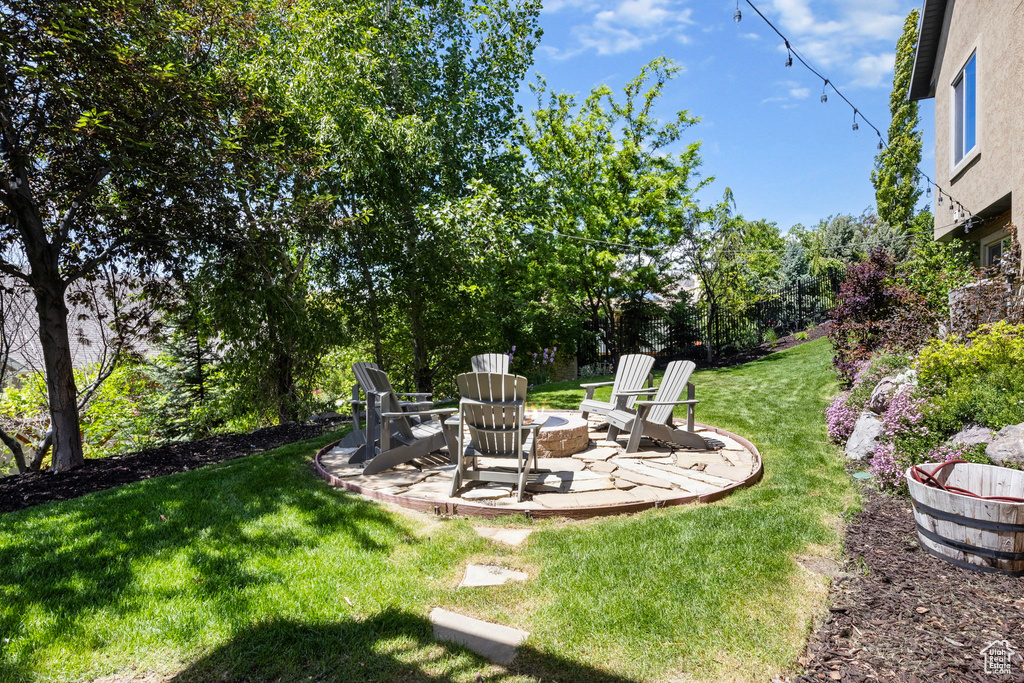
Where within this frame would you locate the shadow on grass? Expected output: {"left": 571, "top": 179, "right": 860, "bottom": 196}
{"left": 0, "top": 438, "right": 411, "bottom": 681}
{"left": 169, "top": 609, "right": 638, "bottom": 683}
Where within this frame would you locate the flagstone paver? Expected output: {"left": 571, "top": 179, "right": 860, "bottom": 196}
{"left": 614, "top": 470, "right": 673, "bottom": 489}
{"left": 459, "top": 564, "right": 529, "bottom": 588}
{"left": 429, "top": 608, "right": 528, "bottom": 665}
{"left": 588, "top": 460, "right": 617, "bottom": 474}
{"left": 473, "top": 527, "right": 533, "bottom": 546}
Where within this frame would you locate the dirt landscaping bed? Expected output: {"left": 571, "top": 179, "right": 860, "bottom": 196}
{"left": 791, "top": 483, "right": 1024, "bottom": 682}
{"left": 0, "top": 421, "right": 341, "bottom": 514}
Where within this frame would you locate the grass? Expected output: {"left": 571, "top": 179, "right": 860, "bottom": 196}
{"left": 0, "top": 339, "right": 854, "bottom": 682}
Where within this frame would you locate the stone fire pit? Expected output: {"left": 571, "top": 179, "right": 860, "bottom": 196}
{"left": 529, "top": 411, "right": 590, "bottom": 457}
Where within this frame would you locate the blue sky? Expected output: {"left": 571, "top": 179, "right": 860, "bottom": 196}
{"left": 520, "top": 0, "right": 930, "bottom": 232}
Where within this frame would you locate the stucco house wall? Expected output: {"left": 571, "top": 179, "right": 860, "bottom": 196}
{"left": 910, "top": 0, "right": 1024, "bottom": 257}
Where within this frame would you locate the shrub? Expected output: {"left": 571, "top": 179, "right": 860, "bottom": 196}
{"left": 829, "top": 249, "right": 900, "bottom": 384}
{"left": 795, "top": 331, "right": 808, "bottom": 341}
{"left": 899, "top": 235, "right": 975, "bottom": 317}
{"left": 917, "top": 321, "right": 1024, "bottom": 390}
{"left": 825, "top": 394, "right": 860, "bottom": 443}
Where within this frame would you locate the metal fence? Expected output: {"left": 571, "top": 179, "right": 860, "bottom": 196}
{"left": 579, "top": 273, "right": 842, "bottom": 366}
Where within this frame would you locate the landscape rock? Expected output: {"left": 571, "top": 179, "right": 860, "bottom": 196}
{"left": 867, "top": 370, "right": 916, "bottom": 415}
{"left": 845, "top": 411, "right": 884, "bottom": 460}
{"left": 948, "top": 424, "right": 993, "bottom": 447}
{"left": 986, "top": 423, "right": 1024, "bottom": 467}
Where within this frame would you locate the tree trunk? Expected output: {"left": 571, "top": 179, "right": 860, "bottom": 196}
{"left": 33, "top": 279, "right": 85, "bottom": 472}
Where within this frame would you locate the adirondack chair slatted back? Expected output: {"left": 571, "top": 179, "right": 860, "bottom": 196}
{"left": 456, "top": 372, "right": 527, "bottom": 457}
{"left": 363, "top": 367, "right": 416, "bottom": 441}
{"left": 612, "top": 354, "right": 656, "bottom": 409}
{"left": 352, "top": 362, "right": 380, "bottom": 393}
{"left": 470, "top": 353, "right": 511, "bottom": 374}
{"left": 646, "top": 360, "right": 697, "bottom": 425}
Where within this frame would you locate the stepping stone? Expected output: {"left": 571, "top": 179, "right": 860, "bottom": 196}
{"left": 643, "top": 461, "right": 736, "bottom": 486}
{"left": 613, "top": 479, "right": 637, "bottom": 490}
{"left": 614, "top": 470, "right": 673, "bottom": 489}
{"left": 459, "top": 564, "right": 529, "bottom": 588}
{"left": 613, "top": 459, "right": 720, "bottom": 494}
{"left": 462, "top": 486, "right": 511, "bottom": 500}
{"left": 573, "top": 447, "right": 618, "bottom": 461}
{"left": 345, "top": 471, "right": 437, "bottom": 489}
{"left": 379, "top": 485, "right": 411, "bottom": 495}
{"left": 566, "top": 477, "right": 615, "bottom": 493}
{"left": 473, "top": 527, "right": 533, "bottom": 547}
{"left": 532, "top": 489, "right": 636, "bottom": 508}
{"left": 588, "top": 460, "right": 617, "bottom": 474}
{"left": 629, "top": 485, "right": 686, "bottom": 502}
{"left": 430, "top": 608, "right": 528, "bottom": 665}
{"left": 703, "top": 463, "right": 752, "bottom": 482}
{"left": 535, "top": 457, "right": 586, "bottom": 472}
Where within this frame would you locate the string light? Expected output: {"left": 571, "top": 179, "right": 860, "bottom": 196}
{"left": 734, "top": 0, "right": 742, "bottom": 22}
{"left": 926, "top": 186, "right": 931, "bottom": 198}
{"left": 736, "top": 0, "right": 977, "bottom": 225}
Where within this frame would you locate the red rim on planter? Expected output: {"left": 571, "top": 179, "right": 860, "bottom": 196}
{"left": 906, "top": 460, "right": 1024, "bottom": 576}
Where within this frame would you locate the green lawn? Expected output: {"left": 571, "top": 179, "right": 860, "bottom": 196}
{"left": 0, "top": 339, "right": 854, "bottom": 683}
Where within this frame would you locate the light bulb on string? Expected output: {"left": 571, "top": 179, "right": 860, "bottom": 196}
{"left": 852, "top": 110, "right": 859, "bottom": 131}
{"left": 821, "top": 80, "right": 828, "bottom": 103}
{"left": 926, "top": 185, "right": 931, "bottom": 198}
{"left": 877, "top": 138, "right": 884, "bottom": 150}
{"left": 937, "top": 193, "right": 943, "bottom": 206}
{"left": 734, "top": 0, "right": 741, "bottom": 22}
{"left": 784, "top": 41, "right": 793, "bottom": 67}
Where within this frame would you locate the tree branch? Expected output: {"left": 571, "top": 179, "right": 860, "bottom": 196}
{"left": 55, "top": 167, "right": 111, "bottom": 249}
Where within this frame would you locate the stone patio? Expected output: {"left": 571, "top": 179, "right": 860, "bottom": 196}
{"left": 316, "top": 412, "right": 762, "bottom": 518}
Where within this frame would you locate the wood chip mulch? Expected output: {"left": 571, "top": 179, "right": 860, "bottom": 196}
{"left": 0, "top": 420, "right": 341, "bottom": 515}
{"left": 788, "top": 484, "right": 1024, "bottom": 682}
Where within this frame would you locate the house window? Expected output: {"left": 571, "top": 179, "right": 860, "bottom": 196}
{"left": 953, "top": 53, "right": 977, "bottom": 165}
{"left": 986, "top": 236, "right": 1011, "bottom": 266}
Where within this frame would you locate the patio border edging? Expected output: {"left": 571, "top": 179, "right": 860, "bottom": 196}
{"left": 312, "top": 421, "right": 763, "bottom": 520}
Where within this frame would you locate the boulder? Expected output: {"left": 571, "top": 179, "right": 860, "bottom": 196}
{"left": 845, "top": 411, "right": 885, "bottom": 460}
{"left": 867, "top": 369, "right": 917, "bottom": 415}
{"left": 986, "top": 424, "right": 1024, "bottom": 467}
{"left": 949, "top": 424, "right": 993, "bottom": 447}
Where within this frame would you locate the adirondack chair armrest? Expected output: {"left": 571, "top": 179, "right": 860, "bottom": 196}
{"left": 579, "top": 381, "right": 614, "bottom": 389}
{"left": 397, "top": 392, "right": 433, "bottom": 398}
{"left": 381, "top": 407, "right": 457, "bottom": 418}
{"left": 615, "top": 388, "right": 658, "bottom": 396}
{"left": 634, "top": 399, "right": 700, "bottom": 406}
{"left": 347, "top": 399, "right": 367, "bottom": 406}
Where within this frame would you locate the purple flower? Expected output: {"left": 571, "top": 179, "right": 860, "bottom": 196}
{"left": 867, "top": 443, "right": 905, "bottom": 490}
{"left": 511, "top": 345, "right": 516, "bottom": 352}
{"left": 825, "top": 394, "right": 859, "bottom": 443}
{"left": 880, "top": 387, "right": 928, "bottom": 440}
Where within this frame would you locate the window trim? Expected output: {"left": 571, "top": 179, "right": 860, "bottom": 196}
{"left": 950, "top": 49, "right": 980, "bottom": 179}
{"left": 984, "top": 235, "right": 1011, "bottom": 267}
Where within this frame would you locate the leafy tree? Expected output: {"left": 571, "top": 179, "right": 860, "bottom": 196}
{"left": 0, "top": 0, "right": 240, "bottom": 470}
{"left": 776, "top": 240, "right": 811, "bottom": 289}
{"left": 871, "top": 8, "right": 923, "bottom": 230}
{"left": 279, "top": 0, "right": 542, "bottom": 392}
{"left": 519, "top": 58, "right": 707, "bottom": 359}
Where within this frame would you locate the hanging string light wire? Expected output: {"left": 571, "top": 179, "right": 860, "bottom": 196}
{"left": 737, "top": 0, "right": 976, "bottom": 223}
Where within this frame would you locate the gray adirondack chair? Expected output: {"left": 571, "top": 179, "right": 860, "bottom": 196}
{"left": 605, "top": 360, "right": 706, "bottom": 453}
{"left": 470, "top": 353, "right": 511, "bottom": 374}
{"left": 449, "top": 372, "right": 541, "bottom": 502}
{"left": 579, "top": 354, "right": 656, "bottom": 421}
{"left": 349, "top": 367, "right": 457, "bottom": 475}
{"left": 349, "top": 361, "right": 433, "bottom": 432}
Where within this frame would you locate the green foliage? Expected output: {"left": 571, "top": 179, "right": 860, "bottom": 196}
{"left": 795, "top": 331, "right": 809, "bottom": 341}
{"left": 899, "top": 226, "right": 976, "bottom": 316}
{"left": 518, "top": 57, "right": 706, "bottom": 358}
{"left": 917, "top": 322, "right": 1024, "bottom": 393}
{"left": 871, "top": 9, "right": 923, "bottom": 231}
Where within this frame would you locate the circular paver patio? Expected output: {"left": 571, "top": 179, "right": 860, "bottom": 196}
{"left": 314, "top": 411, "right": 762, "bottom": 519}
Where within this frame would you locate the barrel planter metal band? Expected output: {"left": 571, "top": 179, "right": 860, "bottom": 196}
{"left": 906, "top": 462, "right": 1024, "bottom": 576}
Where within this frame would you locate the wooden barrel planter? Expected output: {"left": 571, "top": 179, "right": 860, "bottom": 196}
{"left": 906, "top": 461, "right": 1024, "bottom": 576}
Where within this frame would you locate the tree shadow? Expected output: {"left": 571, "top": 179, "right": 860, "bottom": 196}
{"left": 169, "top": 609, "right": 640, "bottom": 683}
{"left": 0, "top": 449, "right": 413, "bottom": 679}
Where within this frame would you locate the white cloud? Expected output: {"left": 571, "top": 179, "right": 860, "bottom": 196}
{"left": 764, "top": 0, "right": 910, "bottom": 88}
{"left": 557, "top": 0, "right": 697, "bottom": 56}
{"left": 740, "top": 32, "right": 761, "bottom": 40}
{"left": 789, "top": 86, "right": 810, "bottom": 99}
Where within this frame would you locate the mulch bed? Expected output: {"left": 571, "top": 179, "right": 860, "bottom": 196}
{"left": 0, "top": 421, "right": 342, "bottom": 515}
{"left": 709, "top": 322, "right": 832, "bottom": 368}
{"left": 790, "top": 483, "right": 1024, "bottom": 682}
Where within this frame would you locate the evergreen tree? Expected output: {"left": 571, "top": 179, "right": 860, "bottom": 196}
{"left": 871, "top": 9, "right": 923, "bottom": 231}
{"left": 776, "top": 240, "right": 810, "bottom": 289}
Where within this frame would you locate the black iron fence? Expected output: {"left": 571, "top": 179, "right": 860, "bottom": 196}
{"left": 579, "top": 273, "right": 842, "bottom": 366}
